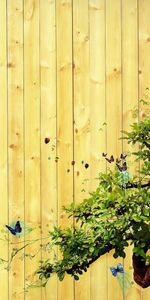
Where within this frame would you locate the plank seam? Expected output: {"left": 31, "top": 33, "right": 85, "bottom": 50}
{"left": 6, "top": 1, "right": 9, "bottom": 299}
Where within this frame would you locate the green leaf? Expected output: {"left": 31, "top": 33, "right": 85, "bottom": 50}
{"left": 58, "top": 272, "right": 65, "bottom": 281}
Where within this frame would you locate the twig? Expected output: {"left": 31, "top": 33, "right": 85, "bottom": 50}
{"left": 124, "top": 181, "right": 150, "bottom": 189}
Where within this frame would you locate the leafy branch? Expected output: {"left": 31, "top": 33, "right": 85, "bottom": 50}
{"left": 36, "top": 115, "right": 150, "bottom": 287}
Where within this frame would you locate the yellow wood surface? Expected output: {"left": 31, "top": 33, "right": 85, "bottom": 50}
{"left": 122, "top": 2, "right": 141, "bottom": 300}
{"left": 89, "top": 1, "right": 107, "bottom": 300}
{"left": 0, "top": 1, "right": 8, "bottom": 299}
{"left": 0, "top": 0, "right": 149, "bottom": 299}
{"left": 139, "top": 1, "right": 150, "bottom": 299}
{"left": 73, "top": 1, "right": 90, "bottom": 299}
{"left": 56, "top": 1, "right": 74, "bottom": 300}
{"left": 106, "top": 1, "right": 123, "bottom": 299}
{"left": 40, "top": 1, "right": 57, "bottom": 299}
{"left": 24, "top": 0, "right": 41, "bottom": 299}
{"left": 7, "top": 1, "right": 24, "bottom": 299}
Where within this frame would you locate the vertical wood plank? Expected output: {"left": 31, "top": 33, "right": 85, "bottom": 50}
{"left": 0, "top": 1, "right": 150, "bottom": 299}
{"left": 73, "top": 1, "right": 90, "bottom": 300}
{"left": 7, "top": 0, "right": 24, "bottom": 298}
{"left": 56, "top": 0, "right": 74, "bottom": 300}
{"left": 40, "top": 0, "right": 57, "bottom": 299}
{"left": 24, "top": 0, "right": 41, "bottom": 299}
{"left": 106, "top": 1, "right": 123, "bottom": 300}
{"left": 89, "top": 1, "right": 107, "bottom": 300}
{"left": 0, "top": 1, "right": 8, "bottom": 299}
{"left": 122, "top": 1, "right": 141, "bottom": 299}
{"left": 139, "top": 0, "right": 150, "bottom": 95}
{"left": 139, "top": 1, "right": 150, "bottom": 299}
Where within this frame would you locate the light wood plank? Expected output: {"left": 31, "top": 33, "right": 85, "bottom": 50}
{"left": 24, "top": 0, "right": 41, "bottom": 299}
{"left": 56, "top": 0, "right": 74, "bottom": 299}
{"left": 122, "top": 1, "right": 141, "bottom": 299}
{"left": 73, "top": 1, "right": 90, "bottom": 300}
{"left": 1, "top": 1, "right": 150, "bottom": 299}
{"left": 89, "top": 1, "right": 107, "bottom": 300}
{"left": 139, "top": 1, "right": 150, "bottom": 299}
{"left": 106, "top": 1, "right": 123, "bottom": 300}
{"left": 139, "top": 0, "right": 150, "bottom": 95}
{"left": 0, "top": 1, "right": 8, "bottom": 299}
{"left": 7, "top": 0, "right": 24, "bottom": 299}
{"left": 40, "top": 0, "right": 57, "bottom": 299}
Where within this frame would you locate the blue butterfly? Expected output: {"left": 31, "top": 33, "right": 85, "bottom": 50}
{"left": 110, "top": 263, "right": 124, "bottom": 277}
{"left": 6, "top": 221, "right": 22, "bottom": 235}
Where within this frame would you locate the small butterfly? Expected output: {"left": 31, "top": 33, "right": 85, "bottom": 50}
{"left": 105, "top": 155, "right": 114, "bottom": 163}
{"left": 84, "top": 163, "right": 89, "bottom": 169}
{"left": 116, "top": 161, "right": 127, "bottom": 172}
{"left": 110, "top": 263, "right": 124, "bottom": 277}
{"left": 102, "top": 152, "right": 107, "bottom": 157}
{"left": 120, "top": 153, "right": 127, "bottom": 160}
{"left": 55, "top": 156, "right": 59, "bottom": 162}
{"left": 116, "top": 158, "right": 121, "bottom": 163}
{"left": 44, "top": 137, "right": 50, "bottom": 144}
{"left": 6, "top": 221, "right": 22, "bottom": 236}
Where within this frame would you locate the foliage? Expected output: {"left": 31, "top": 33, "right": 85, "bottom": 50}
{"left": 0, "top": 99, "right": 149, "bottom": 289}
{"left": 37, "top": 114, "right": 150, "bottom": 284}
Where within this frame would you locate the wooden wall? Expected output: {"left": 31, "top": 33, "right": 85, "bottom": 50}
{"left": 0, "top": 0, "right": 149, "bottom": 299}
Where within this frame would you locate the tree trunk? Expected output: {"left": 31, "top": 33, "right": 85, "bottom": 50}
{"left": 132, "top": 252, "right": 150, "bottom": 288}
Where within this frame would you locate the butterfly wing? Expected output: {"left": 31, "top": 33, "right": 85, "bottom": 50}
{"left": 120, "top": 153, "right": 127, "bottom": 160}
{"left": 110, "top": 267, "right": 117, "bottom": 277}
{"left": 15, "top": 221, "right": 22, "bottom": 233}
{"left": 117, "top": 263, "right": 124, "bottom": 273}
{"left": 102, "top": 152, "right": 107, "bottom": 157}
{"left": 6, "top": 225, "right": 16, "bottom": 235}
{"left": 105, "top": 157, "right": 111, "bottom": 163}
{"left": 116, "top": 163, "right": 123, "bottom": 172}
{"left": 122, "top": 162, "right": 127, "bottom": 171}
{"left": 116, "top": 158, "right": 121, "bottom": 163}
{"left": 110, "top": 155, "right": 114, "bottom": 162}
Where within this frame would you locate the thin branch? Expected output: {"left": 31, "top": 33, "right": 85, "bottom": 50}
{"left": 57, "top": 233, "right": 134, "bottom": 275}
{"left": 63, "top": 244, "right": 114, "bottom": 275}
{"left": 143, "top": 141, "right": 150, "bottom": 150}
{"left": 124, "top": 181, "right": 150, "bottom": 189}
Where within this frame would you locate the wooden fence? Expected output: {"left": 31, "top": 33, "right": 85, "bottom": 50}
{"left": 0, "top": 0, "right": 149, "bottom": 299}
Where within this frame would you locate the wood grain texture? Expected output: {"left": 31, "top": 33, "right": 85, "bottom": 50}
{"left": 89, "top": 1, "right": 107, "bottom": 300}
{"left": 139, "top": 1, "right": 150, "bottom": 299}
{"left": 7, "top": 0, "right": 24, "bottom": 299}
{"left": 106, "top": 1, "right": 123, "bottom": 300}
{"left": 122, "top": 1, "right": 140, "bottom": 299}
{"left": 73, "top": 1, "right": 90, "bottom": 299}
{"left": 56, "top": 0, "right": 74, "bottom": 300}
{"left": 0, "top": 1, "right": 8, "bottom": 299}
{"left": 40, "top": 0, "right": 57, "bottom": 299}
{"left": 24, "top": 0, "right": 41, "bottom": 299}
{"left": 0, "top": 1, "right": 149, "bottom": 299}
